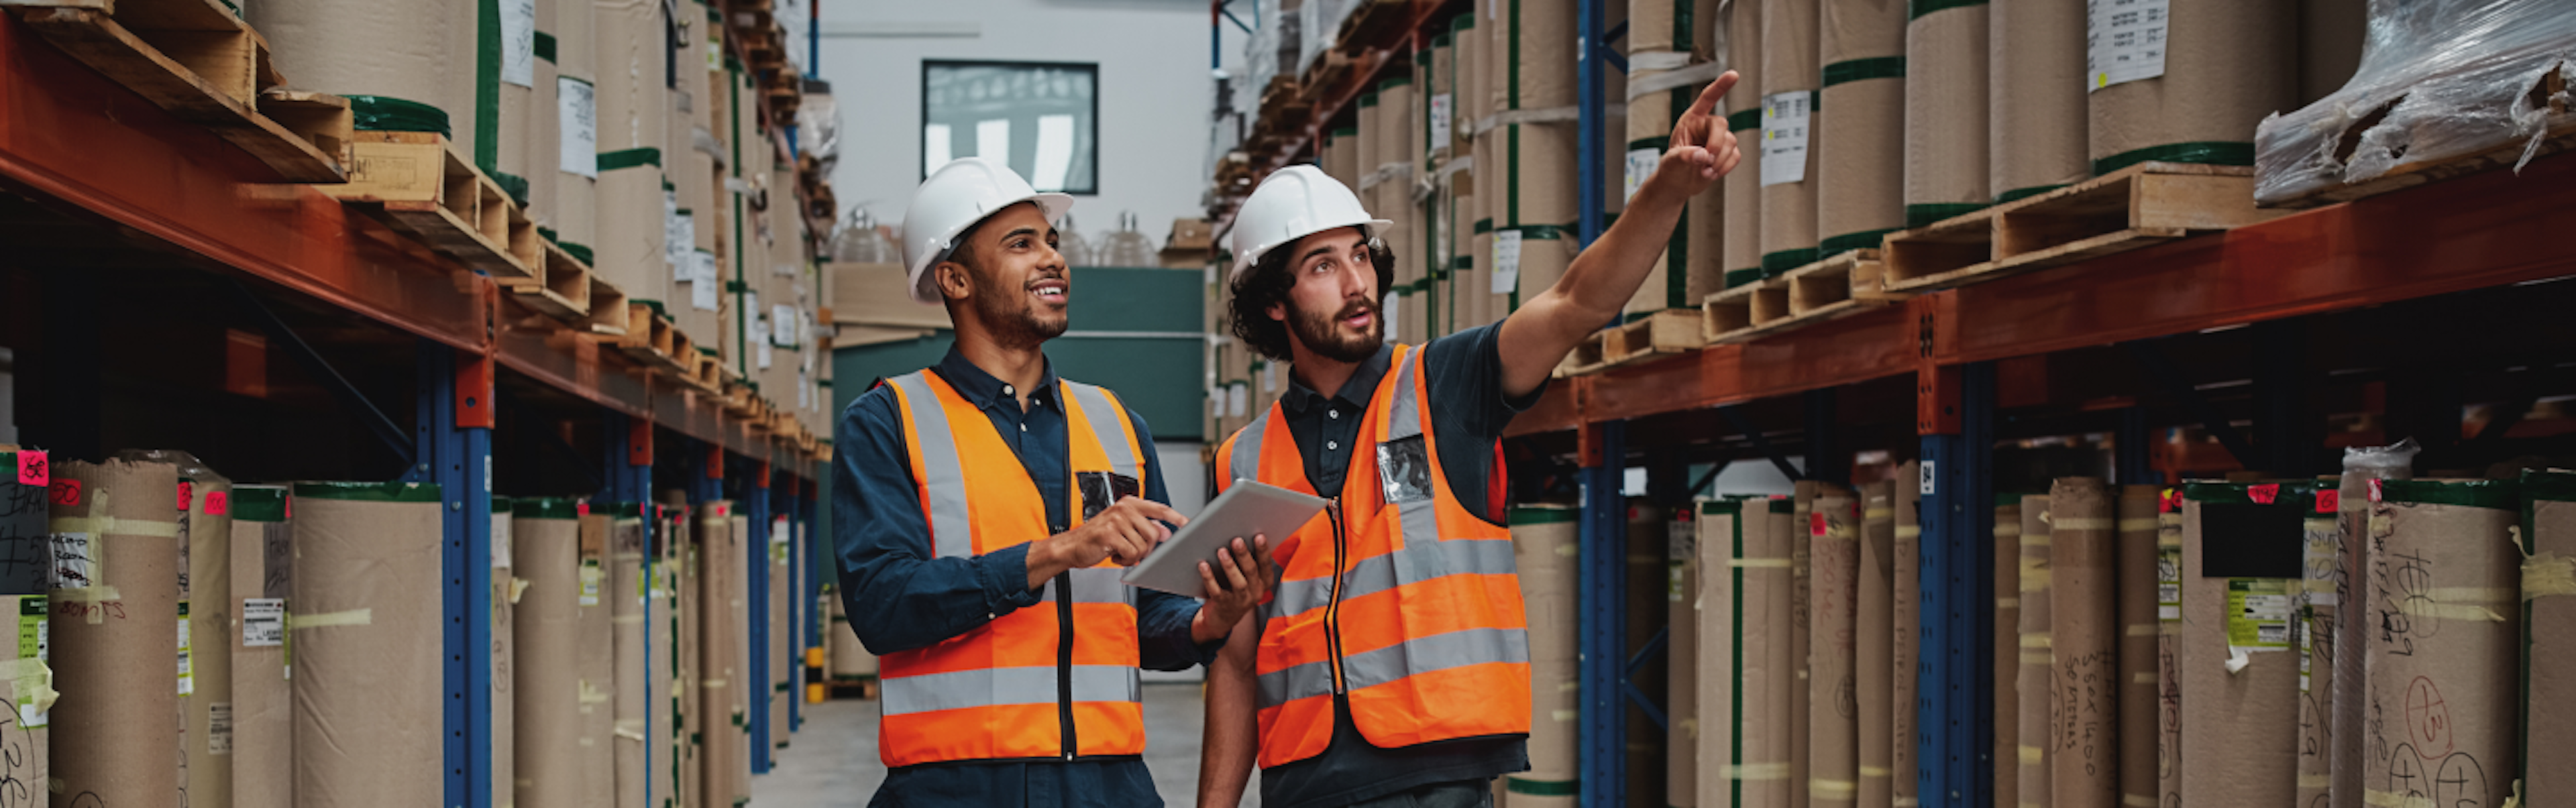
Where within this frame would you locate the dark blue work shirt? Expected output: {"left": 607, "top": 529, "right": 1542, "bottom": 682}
{"left": 833, "top": 347, "right": 1220, "bottom": 808}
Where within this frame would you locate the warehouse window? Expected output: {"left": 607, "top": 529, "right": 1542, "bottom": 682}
{"left": 922, "top": 60, "right": 1099, "bottom": 194}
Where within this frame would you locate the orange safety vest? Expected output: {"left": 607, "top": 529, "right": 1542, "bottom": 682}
{"left": 1214, "top": 344, "right": 1532, "bottom": 769}
{"left": 876, "top": 370, "right": 1148, "bottom": 766}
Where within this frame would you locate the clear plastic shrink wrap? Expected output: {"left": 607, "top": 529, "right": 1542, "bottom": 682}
{"left": 2253, "top": 0, "right": 2576, "bottom": 205}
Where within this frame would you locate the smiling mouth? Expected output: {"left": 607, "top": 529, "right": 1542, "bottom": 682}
{"left": 1030, "top": 280, "right": 1069, "bottom": 303}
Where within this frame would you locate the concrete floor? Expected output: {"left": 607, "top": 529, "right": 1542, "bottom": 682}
{"left": 752, "top": 683, "right": 1258, "bottom": 807}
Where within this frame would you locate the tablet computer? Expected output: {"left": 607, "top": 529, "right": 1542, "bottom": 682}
{"left": 1120, "top": 480, "right": 1328, "bottom": 597}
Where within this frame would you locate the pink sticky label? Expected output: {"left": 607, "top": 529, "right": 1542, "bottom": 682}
{"left": 284, "top": 496, "right": 293, "bottom": 520}
{"left": 2247, "top": 483, "right": 2280, "bottom": 504}
{"left": 2369, "top": 478, "right": 2384, "bottom": 503}
{"left": 1811, "top": 512, "right": 1827, "bottom": 536}
{"left": 2315, "top": 490, "right": 2340, "bottom": 513}
{"left": 578, "top": 502, "right": 591, "bottom": 517}
{"left": 176, "top": 481, "right": 193, "bottom": 512}
{"left": 14, "top": 451, "right": 45, "bottom": 487}
{"left": 50, "top": 479, "right": 80, "bottom": 507}
{"left": 718, "top": 504, "right": 729, "bottom": 517}
{"left": 205, "top": 491, "right": 229, "bottom": 516}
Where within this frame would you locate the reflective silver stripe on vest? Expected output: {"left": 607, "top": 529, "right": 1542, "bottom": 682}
{"left": 1228, "top": 406, "right": 1269, "bottom": 490}
{"left": 882, "top": 664, "right": 1144, "bottom": 716}
{"left": 886, "top": 372, "right": 976, "bottom": 559}
{"left": 1387, "top": 349, "right": 1423, "bottom": 441}
{"left": 1039, "top": 567, "right": 1136, "bottom": 605}
{"left": 1063, "top": 381, "right": 1140, "bottom": 481}
{"left": 1254, "top": 626, "right": 1529, "bottom": 708}
{"left": 1266, "top": 536, "right": 1520, "bottom": 619}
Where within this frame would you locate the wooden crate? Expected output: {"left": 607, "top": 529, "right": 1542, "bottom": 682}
{"left": 3, "top": 0, "right": 349, "bottom": 182}
{"left": 1882, "top": 162, "right": 2286, "bottom": 294}
{"left": 1602, "top": 309, "right": 1702, "bottom": 367}
{"left": 321, "top": 130, "right": 541, "bottom": 283}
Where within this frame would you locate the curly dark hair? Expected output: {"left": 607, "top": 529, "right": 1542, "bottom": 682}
{"left": 1228, "top": 227, "right": 1396, "bottom": 361}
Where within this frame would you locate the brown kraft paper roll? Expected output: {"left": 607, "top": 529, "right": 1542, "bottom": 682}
{"left": 2017, "top": 495, "right": 2053, "bottom": 808}
{"left": 1992, "top": 500, "right": 2022, "bottom": 808}
{"left": 2335, "top": 453, "right": 2411, "bottom": 808}
{"left": 177, "top": 463, "right": 235, "bottom": 808}
{"left": 1510, "top": 505, "right": 1581, "bottom": 795}
{"left": 248, "top": 0, "right": 484, "bottom": 160}
{"left": 1625, "top": 74, "right": 1679, "bottom": 316}
{"left": 575, "top": 516, "right": 614, "bottom": 808}
{"left": 2155, "top": 493, "right": 2182, "bottom": 808}
{"left": 2085, "top": 0, "right": 2294, "bottom": 172}
{"left": 1856, "top": 483, "right": 1896, "bottom": 808}
{"left": 526, "top": 0, "right": 559, "bottom": 231}
{"left": 48, "top": 460, "right": 179, "bottom": 808}
{"left": 769, "top": 524, "right": 790, "bottom": 753}
{"left": 1704, "top": 499, "right": 1796, "bottom": 808}
{"left": 2046, "top": 479, "right": 2116, "bottom": 808}
{"left": 1688, "top": 501, "right": 1733, "bottom": 808}
{"left": 700, "top": 509, "right": 749, "bottom": 808}
{"left": 1988, "top": 0, "right": 2087, "bottom": 200}
{"left": 1904, "top": 3, "right": 1988, "bottom": 221}
{"left": 1758, "top": 0, "right": 1820, "bottom": 270}
{"left": 551, "top": 0, "right": 598, "bottom": 247}
{"left": 1629, "top": 502, "right": 1672, "bottom": 808}
{"left": 1720, "top": 0, "right": 1766, "bottom": 286}
{"left": 1810, "top": 494, "right": 1861, "bottom": 808}
{"left": 291, "top": 481, "right": 445, "bottom": 806}
{"left": 515, "top": 507, "right": 586, "bottom": 807}
{"left": 2296, "top": 498, "right": 2338, "bottom": 808}
{"left": 2361, "top": 482, "right": 2518, "bottom": 808}
{"left": 229, "top": 486, "right": 292, "bottom": 808}
{"left": 2178, "top": 485, "right": 2302, "bottom": 808}
{"left": 671, "top": 501, "right": 699, "bottom": 808}
{"left": 590, "top": 0, "right": 669, "bottom": 298}
{"left": 2527, "top": 472, "right": 2576, "bottom": 808}
{"left": 612, "top": 512, "right": 653, "bottom": 807}
{"left": 1791, "top": 482, "right": 1822, "bottom": 808}
{"left": 2114, "top": 485, "right": 2161, "bottom": 808}
{"left": 491, "top": 507, "right": 517, "bottom": 808}
{"left": 1818, "top": 0, "right": 1907, "bottom": 254}
{"left": 1890, "top": 466, "right": 1922, "bottom": 808}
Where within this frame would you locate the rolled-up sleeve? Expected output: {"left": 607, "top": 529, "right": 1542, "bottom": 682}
{"left": 833, "top": 387, "right": 1045, "bottom": 656}
{"left": 1124, "top": 408, "right": 1228, "bottom": 672}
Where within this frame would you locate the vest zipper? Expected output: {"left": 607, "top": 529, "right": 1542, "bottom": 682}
{"left": 1057, "top": 571, "right": 1077, "bottom": 760}
{"left": 1322, "top": 498, "right": 1349, "bottom": 693}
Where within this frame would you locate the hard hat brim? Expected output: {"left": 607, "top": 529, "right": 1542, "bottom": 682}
{"left": 1226, "top": 217, "right": 1394, "bottom": 285}
{"left": 906, "top": 192, "right": 1078, "bottom": 305}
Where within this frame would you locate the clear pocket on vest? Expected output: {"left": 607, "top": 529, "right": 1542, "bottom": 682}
{"left": 1077, "top": 471, "right": 1141, "bottom": 520}
{"left": 1377, "top": 435, "right": 1435, "bottom": 506}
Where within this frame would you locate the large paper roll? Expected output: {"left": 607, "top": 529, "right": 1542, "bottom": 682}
{"left": 1629, "top": 502, "right": 1672, "bottom": 808}
{"left": 292, "top": 481, "right": 445, "bottom": 806}
{"left": 50, "top": 460, "right": 180, "bottom": 808}
{"left": 2155, "top": 492, "right": 2182, "bottom": 808}
{"left": 2527, "top": 471, "right": 2576, "bottom": 808}
{"left": 250, "top": 0, "right": 484, "bottom": 160}
{"left": 1757, "top": 0, "right": 1820, "bottom": 275}
{"left": 0, "top": 450, "right": 52, "bottom": 805}
{"left": 2362, "top": 481, "right": 2520, "bottom": 808}
{"left": 2018, "top": 495, "right": 2053, "bottom": 808}
{"left": 1720, "top": 0, "right": 1766, "bottom": 288}
{"left": 490, "top": 500, "right": 516, "bottom": 808}
{"left": 2047, "top": 479, "right": 2116, "bottom": 808}
{"left": 2295, "top": 488, "right": 2338, "bottom": 808}
{"left": 551, "top": 0, "right": 599, "bottom": 250}
{"left": 1904, "top": 3, "right": 1988, "bottom": 225}
{"left": 1790, "top": 483, "right": 1821, "bottom": 808}
{"left": 769, "top": 520, "right": 792, "bottom": 756}
{"left": 699, "top": 507, "right": 750, "bottom": 808}
{"left": 1993, "top": 498, "right": 2023, "bottom": 808}
{"left": 515, "top": 501, "right": 588, "bottom": 808}
{"left": 594, "top": 0, "right": 671, "bottom": 298}
{"left": 1810, "top": 494, "right": 1860, "bottom": 808}
{"left": 229, "top": 486, "right": 292, "bottom": 808}
{"left": 1671, "top": 505, "right": 1700, "bottom": 808}
{"left": 1989, "top": 0, "right": 2087, "bottom": 203}
{"left": 1817, "top": 0, "right": 1906, "bottom": 257}
{"left": 1890, "top": 465, "right": 1922, "bottom": 808}
{"left": 144, "top": 452, "right": 234, "bottom": 808}
{"left": 2178, "top": 483, "right": 2306, "bottom": 808}
{"left": 2334, "top": 445, "right": 2414, "bottom": 808}
{"left": 1376, "top": 77, "right": 1418, "bottom": 288}
{"left": 2115, "top": 485, "right": 2162, "bottom": 808}
{"left": 577, "top": 514, "right": 616, "bottom": 808}
{"left": 1697, "top": 499, "right": 1794, "bottom": 808}
{"left": 672, "top": 501, "right": 699, "bottom": 808}
{"left": 610, "top": 508, "right": 653, "bottom": 807}
{"left": 2085, "top": 0, "right": 2294, "bottom": 176}
{"left": 1856, "top": 483, "right": 1896, "bottom": 808}
{"left": 1625, "top": 72, "right": 1684, "bottom": 314}
{"left": 1510, "top": 505, "right": 1582, "bottom": 800}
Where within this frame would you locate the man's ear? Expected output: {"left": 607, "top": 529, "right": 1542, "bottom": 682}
{"left": 1266, "top": 298, "right": 1287, "bottom": 323}
{"left": 936, "top": 261, "right": 973, "bottom": 302}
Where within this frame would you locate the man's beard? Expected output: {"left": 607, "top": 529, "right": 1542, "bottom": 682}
{"left": 1290, "top": 296, "right": 1382, "bottom": 363}
{"left": 975, "top": 276, "right": 1069, "bottom": 347}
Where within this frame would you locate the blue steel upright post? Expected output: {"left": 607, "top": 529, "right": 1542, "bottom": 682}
{"left": 409, "top": 339, "right": 495, "bottom": 808}
{"left": 1915, "top": 361, "right": 1994, "bottom": 808}
{"left": 782, "top": 470, "right": 802, "bottom": 732}
{"left": 1578, "top": 420, "right": 1627, "bottom": 808}
{"left": 749, "top": 460, "right": 774, "bottom": 772}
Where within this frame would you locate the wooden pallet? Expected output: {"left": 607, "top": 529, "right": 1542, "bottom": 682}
{"left": 321, "top": 130, "right": 541, "bottom": 283}
{"left": 1555, "top": 329, "right": 1613, "bottom": 378}
{"left": 1701, "top": 274, "right": 1790, "bottom": 344}
{"left": 1300, "top": 50, "right": 1356, "bottom": 101}
{"left": 1881, "top": 162, "right": 2286, "bottom": 294}
{"left": 1601, "top": 309, "right": 1702, "bottom": 367}
{"left": 1705, "top": 250, "right": 1894, "bottom": 345}
{"left": 607, "top": 303, "right": 685, "bottom": 372}
{"left": 501, "top": 240, "right": 599, "bottom": 320}
{"left": 3, "top": 0, "right": 350, "bottom": 182}
{"left": 578, "top": 276, "right": 631, "bottom": 337}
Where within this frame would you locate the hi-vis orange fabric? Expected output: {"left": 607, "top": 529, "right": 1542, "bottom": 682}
{"left": 1214, "top": 345, "right": 1532, "bottom": 769}
{"left": 877, "top": 370, "right": 1148, "bottom": 766}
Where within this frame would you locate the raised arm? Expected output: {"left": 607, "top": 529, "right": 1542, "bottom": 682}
{"left": 1495, "top": 71, "right": 1743, "bottom": 398}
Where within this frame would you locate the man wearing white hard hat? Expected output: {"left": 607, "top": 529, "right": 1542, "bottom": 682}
{"left": 833, "top": 157, "right": 1275, "bottom": 807}
{"left": 1195, "top": 74, "right": 1745, "bottom": 808}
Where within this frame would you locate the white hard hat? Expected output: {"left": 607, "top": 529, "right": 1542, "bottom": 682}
{"left": 1228, "top": 165, "right": 1392, "bottom": 284}
{"left": 900, "top": 157, "right": 1075, "bottom": 304}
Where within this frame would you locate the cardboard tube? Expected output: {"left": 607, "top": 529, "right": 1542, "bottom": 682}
{"left": 248, "top": 0, "right": 483, "bottom": 160}
{"left": 1994, "top": 500, "right": 2023, "bottom": 808}
{"left": 1702, "top": 498, "right": 1796, "bottom": 808}
{"left": 593, "top": 0, "right": 670, "bottom": 298}
{"left": 2178, "top": 484, "right": 2302, "bottom": 808}
{"left": 673, "top": 501, "right": 698, "bottom": 808}
{"left": 1904, "top": 3, "right": 1988, "bottom": 224}
{"left": 180, "top": 463, "right": 235, "bottom": 808}
{"left": 610, "top": 513, "right": 653, "bottom": 807}
{"left": 552, "top": 0, "right": 598, "bottom": 248}
{"left": 1721, "top": 0, "right": 1766, "bottom": 288}
{"left": 515, "top": 504, "right": 586, "bottom": 808}
{"left": 1810, "top": 494, "right": 1861, "bottom": 808}
{"left": 2019, "top": 495, "right": 2053, "bottom": 808}
{"left": 1858, "top": 483, "right": 1896, "bottom": 808}
{"left": 527, "top": 0, "right": 560, "bottom": 233}
{"left": 697, "top": 508, "right": 747, "bottom": 808}
{"left": 2115, "top": 485, "right": 2161, "bottom": 808}
{"left": 1511, "top": 505, "right": 1582, "bottom": 783}
{"left": 1630, "top": 502, "right": 1673, "bottom": 808}
{"left": 1758, "top": 0, "right": 1819, "bottom": 274}
{"left": 2085, "top": 0, "right": 2294, "bottom": 174}
{"left": 1891, "top": 464, "right": 1921, "bottom": 808}
{"left": 229, "top": 485, "right": 291, "bottom": 808}
{"left": 2047, "top": 479, "right": 2116, "bottom": 808}
{"left": 769, "top": 521, "right": 791, "bottom": 754}
{"left": 1693, "top": 500, "right": 1740, "bottom": 808}
{"left": 1671, "top": 504, "right": 1701, "bottom": 808}
{"left": 2527, "top": 472, "right": 2576, "bottom": 808}
{"left": 1792, "top": 483, "right": 1819, "bottom": 808}
{"left": 2362, "top": 482, "right": 2519, "bottom": 808}
{"left": 292, "top": 481, "right": 445, "bottom": 805}
{"left": 575, "top": 515, "right": 616, "bottom": 808}
{"left": 1818, "top": 0, "right": 1906, "bottom": 255}
{"left": 48, "top": 460, "right": 180, "bottom": 807}
{"left": 1988, "top": 0, "right": 2088, "bottom": 201}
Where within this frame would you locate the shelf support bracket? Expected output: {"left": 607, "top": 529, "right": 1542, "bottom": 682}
{"left": 1577, "top": 416, "right": 1627, "bottom": 808}
{"left": 1917, "top": 361, "right": 1994, "bottom": 808}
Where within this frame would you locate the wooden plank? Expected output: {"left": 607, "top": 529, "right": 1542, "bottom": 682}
{"left": 1885, "top": 163, "right": 2280, "bottom": 295}
{"left": 9, "top": 7, "right": 344, "bottom": 182}
{"left": 324, "top": 131, "right": 541, "bottom": 281}
{"left": 1605, "top": 308, "right": 1701, "bottom": 366}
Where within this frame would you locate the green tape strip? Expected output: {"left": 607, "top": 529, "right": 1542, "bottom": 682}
{"left": 1359, "top": 93, "right": 1381, "bottom": 109}
{"left": 635, "top": 298, "right": 669, "bottom": 316}
{"left": 1761, "top": 248, "right": 1819, "bottom": 275}
{"left": 534, "top": 32, "right": 556, "bottom": 63}
{"left": 2092, "top": 141, "right": 2256, "bottom": 176}
{"left": 1452, "top": 11, "right": 1475, "bottom": 30}
{"left": 1699, "top": 500, "right": 1742, "bottom": 516}
{"left": 1452, "top": 255, "right": 1472, "bottom": 270}
{"left": 1910, "top": 0, "right": 1990, "bottom": 19}
{"left": 512, "top": 497, "right": 582, "bottom": 520}
{"left": 490, "top": 495, "right": 516, "bottom": 514}
{"left": 1509, "top": 506, "right": 1580, "bottom": 526}
{"left": 1727, "top": 108, "right": 1762, "bottom": 133}
{"left": 1474, "top": 218, "right": 1495, "bottom": 235}
{"left": 1907, "top": 203, "right": 1988, "bottom": 229}
{"left": 231, "top": 486, "right": 289, "bottom": 522}
{"left": 2379, "top": 479, "right": 2519, "bottom": 511}
{"left": 1994, "top": 184, "right": 2068, "bottom": 205}
{"left": 1823, "top": 56, "right": 1907, "bottom": 87}
{"left": 1821, "top": 227, "right": 1901, "bottom": 256}
{"left": 1723, "top": 268, "right": 1765, "bottom": 288}
{"left": 492, "top": 172, "right": 530, "bottom": 208}
{"left": 2524, "top": 469, "right": 2576, "bottom": 503}
{"left": 476, "top": 0, "right": 500, "bottom": 172}
{"left": 1503, "top": 224, "right": 1570, "bottom": 240}
{"left": 561, "top": 241, "right": 594, "bottom": 265}
{"left": 347, "top": 95, "right": 452, "bottom": 136}
{"left": 1508, "top": 778, "right": 1580, "bottom": 797}
{"left": 598, "top": 148, "right": 663, "bottom": 171}
{"left": 293, "top": 481, "right": 443, "bottom": 504}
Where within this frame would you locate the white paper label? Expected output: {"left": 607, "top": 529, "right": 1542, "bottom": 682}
{"left": 773, "top": 304, "right": 798, "bottom": 345}
{"left": 1490, "top": 230, "right": 1523, "bottom": 294}
{"left": 2087, "top": 0, "right": 2170, "bottom": 91}
{"left": 1760, "top": 91, "right": 1812, "bottom": 186}
{"left": 773, "top": 516, "right": 792, "bottom": 546}
{"left": 177, "top": 603, "right": 192, "bottom": 694}
{"left": 241, "top": 599, "right": 286, "bottom": 646}
{"left": 798, "top": 370, "right": 812, "bottom": 410}
{"left": 491, "top": 513, "right": 511, "bottom": 569}
{"left": 1430, "top": 94, "right": 1455, "bottom": 146}
{"left": 50, "top": 532, "right": 93, "bottom": 590}
{"left": 1624, "top": 147, "right": 1660, "bottom": 203}
{"left": 578, "top": 561, "right": 603, "bottom": 607}
{"left": 1263, "top": 363, "right": 1278, "bottom": 393}
{"left": 708, "top": 29, "right": 724, "bottom": 74}
{"left": 1919, "top": 461, "right": 1937, "bottom": 496}
{"left": 207, "top": 701, "right": 233, "bottom": 755}
{"left": 1228, "top": 384, "right": 1248, "bottom": 418}
{"left": 17, "top": 609, "right": 45, "bottom": 729}
{"left": 1382, "top": 292, "right": 1402, "bottom": 342}
{"left": 692, "top": 251, "right": 720, "bottom": 311}
{"left": 757, "top": 326, "right": 774, "bottom": 369}
{"left": 558, "top": 78, "right": 597, "bottom": 178}
{"left": 669, "top": 207, "right": 694, "bottom": 284}
{"left": 500, "top": 0, "right": 535, "bottom": 87}
{"left": 1209, "top": 388, "right": 1224, "bottom": 418}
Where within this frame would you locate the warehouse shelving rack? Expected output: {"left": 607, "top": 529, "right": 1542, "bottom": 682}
{"left": 0, "top": 1, "right": 825, "bottom": 802}
{"left": 1214, "top": 2, "right": 2576, "bottom": 807}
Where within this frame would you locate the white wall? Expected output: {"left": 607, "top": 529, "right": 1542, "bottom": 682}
{"left": 816, "top": 0, "right": 1247, "bottom": 244}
